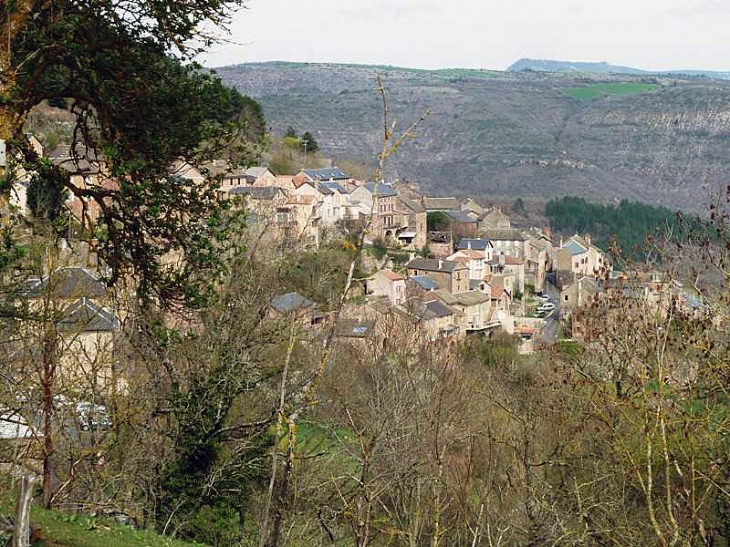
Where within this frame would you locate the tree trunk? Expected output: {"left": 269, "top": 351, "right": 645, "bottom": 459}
{"left": 42, "top": 326, "right": 57, "bottom": 509}
{"left": 12, "top": 474, "right": 35, "bottom": 547}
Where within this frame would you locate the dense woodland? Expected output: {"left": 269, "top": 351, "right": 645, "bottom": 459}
{"left": 545, "top": 196, "right": 709, "bottom": 261}
{"left": 1, "top": 1, "right": 730, "bottom": 546}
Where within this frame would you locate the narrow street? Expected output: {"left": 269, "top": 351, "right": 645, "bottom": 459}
{"left": 541, "top": 277, "right": 560, "bottom": 344}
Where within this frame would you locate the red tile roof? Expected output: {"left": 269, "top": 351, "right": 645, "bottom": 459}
{"left": 379, "top": 269, "right": 405, "bottom": 281}
{"left": 492, "top": 287, "right": 507, "bottom": 299}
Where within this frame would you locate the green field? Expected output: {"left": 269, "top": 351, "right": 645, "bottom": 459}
{"left": 562, "top": 82, "right": 659, "bottom": 100}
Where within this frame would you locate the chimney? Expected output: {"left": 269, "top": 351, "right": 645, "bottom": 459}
{"left": 438, "top": 259, "right": 443, "bottom": 270}
{"left": 585, "top": 234, "right": 591, "bottom": 245}
{"left": 498, "top": 253, "right": 506, "bottom": 266}
{"left": 467, "top": 240, "right": 472, "bottom": 250}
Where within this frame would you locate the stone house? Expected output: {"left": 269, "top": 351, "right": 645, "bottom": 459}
{"left": 269, "top": 292, "right": 325, "bottom": 327}
{"left": 461, "top": 198, "right": 485, "bottom": 217}
{"left": 482, "top": 229, "right": 526, "bottom": 259}
{"left": 487, "top": 254, "right": 526, "bottom": 295}
{"left": 22, "top": 267, "right": 122, "bottom": 394}
{"left": 560, "top": 276, "right": 602, "bottom": 319}
{"left": 317, "top": 181, "right": 356, "bottom": 226}
{"left": 366, "top": 269, "right": 407, "bottom": 306}
{"left": 204, "top": 161, "right": 275, "bottom": 190}
{"left": 406, "top": 258, "right": 470, "bottom": 294}
{"left": 444, "top": 210, "right": 480, "bottom": 239}
{"left": 491, "top": 286, "right": 514, "bottom": 334}
{"left": 479, "top": 207, "right": 511, "bottom": 230}
{"left": 393, "top": 196, "right": 428, "bottom": 250}
{"left": 525, "top": 233, "right": 552, "bottom": 292}
{"left": 555, "top": 234, "right": 609, "bottom": 285}
{"left": 446, "top": 248, "right": 491, "bottom": 281}
{"left": 435, "top": 290, "right": 496, "bottom": 333}
{"left": 49, "top": 144, "right": 120, "bottom": 226}
{"left": 349, "top": 182, "right": 401, "bottom": 244}
{"left": 299, "top": 167, "right": 352, "bottom": 184}
{"left": 397, "top": 297, "right": 460, "bottom": 342}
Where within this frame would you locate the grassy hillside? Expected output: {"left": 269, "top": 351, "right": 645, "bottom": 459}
{"left": 0, "top": 496, "right": 203, "bottom": 547}
{"left": 216, "top": 62, "right": 730, "bottom": 212}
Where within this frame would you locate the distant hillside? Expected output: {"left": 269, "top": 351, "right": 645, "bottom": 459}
{"left": 216, "top": 61, "right": 730, "bottom": 212}
{"left": 507, "top": 58, "right": 730, "bottom": 80}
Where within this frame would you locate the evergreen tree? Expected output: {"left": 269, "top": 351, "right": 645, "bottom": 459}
{"left": 284, "top": 126, "right": 298, "bottom": 139}
{"left": 301, "top": 131, "right": 319, "bottom": 153}
{"left": 26, "top": 160, "right": 69, "bottom": 223}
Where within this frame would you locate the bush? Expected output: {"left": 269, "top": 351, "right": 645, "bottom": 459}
{"left": 186, "top": 504, "right": 240, "bottom": 547}
{"left": 369, "top": 239, "right": 388, "bottom": 260}
{"left": 388, "top": 250, "right": 410, "bottom": 266}
{"left": 427, "top": 211, "right": 450, "bottom": 232}
{"left": 282, "top": 136, "right": 301, "bottom": 149}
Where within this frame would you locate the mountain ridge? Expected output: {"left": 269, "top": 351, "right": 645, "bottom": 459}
{"left": 217, "top": 61, "right": 730, "bottom": 212}
{"left": 507, "top": 58, "right": 730, "bottom": 80}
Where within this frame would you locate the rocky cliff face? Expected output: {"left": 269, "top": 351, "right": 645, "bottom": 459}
{"left": 216, "top": 62, "right": 730, "bottom": 211}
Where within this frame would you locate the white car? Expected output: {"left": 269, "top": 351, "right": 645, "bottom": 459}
{"left": 76, "top": 403, "right": 111, "bottom": 431}
{"left": 536, "top": 302, "right": 555, "bottom": 312}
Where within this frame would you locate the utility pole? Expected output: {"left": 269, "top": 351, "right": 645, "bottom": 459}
{"left": 301, "top": 140, "right": 308, "bottom": 169}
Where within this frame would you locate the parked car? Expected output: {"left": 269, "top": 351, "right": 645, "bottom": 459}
{"left": 76, "top": 403, "right": 111, "bottom": 431}
{"left": 536, "top": 302, "right": 555, "bottom": 313}
{"left": 53, "top": 394, "right": 74, "bottom": 409}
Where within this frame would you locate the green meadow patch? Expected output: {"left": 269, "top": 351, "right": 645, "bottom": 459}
{"left": 562, "top": 82, "right": 659, "bottom": 100}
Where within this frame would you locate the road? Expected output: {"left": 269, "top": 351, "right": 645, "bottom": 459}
{"left": 541, "top": 278, "right": 560, "bottom": 344}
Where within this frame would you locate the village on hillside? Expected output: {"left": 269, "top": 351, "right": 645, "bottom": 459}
{"left": 7, "top": 139, "right": 711, "bottom": 362}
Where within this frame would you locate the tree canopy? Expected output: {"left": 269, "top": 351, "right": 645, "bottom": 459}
{"left": 0, "top": 0, "right": 265, "bottom": 308}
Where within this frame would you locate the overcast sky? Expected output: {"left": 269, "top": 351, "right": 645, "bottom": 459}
{"left": 201, "top": 0, "right": 729, "bottom": 72}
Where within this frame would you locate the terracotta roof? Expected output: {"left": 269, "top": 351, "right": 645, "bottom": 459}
{"left": 292, "top": 173, "right": 310, "bottom": 188}
{"left": 378, "top": 269, "right": 405, "bottom": 282}
{"left": 492, "top": 287, "right": 507, "bottom": 299}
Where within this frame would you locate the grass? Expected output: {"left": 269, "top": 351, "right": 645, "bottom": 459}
{"left": 0, "top": 493, "right": 204, "bottom": 547}
{"left": 561, "top": 82, "right": 659, "bottom": 100}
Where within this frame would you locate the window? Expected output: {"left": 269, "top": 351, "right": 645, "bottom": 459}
{"left": 564, "top": 295, "right": 569, "bottom": 302}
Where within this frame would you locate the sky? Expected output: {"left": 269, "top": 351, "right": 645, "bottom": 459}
{"left": 201, "top": 0, "right": 730, "bottom": 72}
